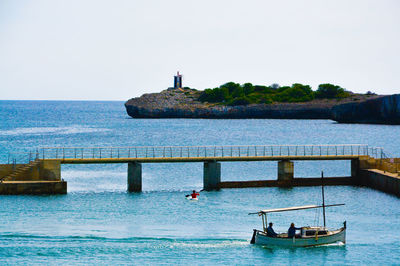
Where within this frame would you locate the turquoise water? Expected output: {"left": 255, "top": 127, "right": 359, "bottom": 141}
{"left": 0, "top": 100, "right": 399, "bottom": 264}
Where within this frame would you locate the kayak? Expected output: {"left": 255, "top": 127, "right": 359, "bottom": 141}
{"left": 186, "top": 196, "right": 199, "bottom": 201}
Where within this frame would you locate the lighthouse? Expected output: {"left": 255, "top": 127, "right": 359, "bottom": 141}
{"left": 174, "top": 71, "right": 183, "bottom": 89}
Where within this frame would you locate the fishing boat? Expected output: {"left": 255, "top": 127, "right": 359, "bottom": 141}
{"left": 249, "top": 172, "right": 346, "bottom": 247}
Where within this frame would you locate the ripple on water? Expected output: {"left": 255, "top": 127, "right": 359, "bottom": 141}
{"left": 0, "top": 126, "right": 111, "bottom": 136}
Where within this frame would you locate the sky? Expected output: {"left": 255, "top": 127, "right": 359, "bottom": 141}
{"left": 0, "top": 0, "right": 399, "bottom": 100}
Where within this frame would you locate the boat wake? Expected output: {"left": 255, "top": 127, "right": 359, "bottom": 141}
{"left": 308, "top": 241, "right": 346, "bottom": 247}
{"left": 0, "top": 232, "right": 247, "bottom": 246}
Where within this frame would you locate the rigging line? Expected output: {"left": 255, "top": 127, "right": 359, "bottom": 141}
{"left": 313, "top": 199, "right": 321, "bottom": 226}
{"left": 313, "top": 206, "right": 318, "bottom": 226}
{"left": 321, "top": 171, "right": 326, "bottom": 227}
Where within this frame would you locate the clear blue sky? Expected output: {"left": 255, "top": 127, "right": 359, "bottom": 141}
{"left": 0, "top": 0, "right": 399, "bottom": 100}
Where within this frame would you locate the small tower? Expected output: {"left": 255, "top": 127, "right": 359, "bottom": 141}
{"left": 174, "top": 71, "right": 183, "bottom": 89}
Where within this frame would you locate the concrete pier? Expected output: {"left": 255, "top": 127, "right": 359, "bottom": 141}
{"left": 0, "top": 160, "right": 61, "bottom": 181}
{"left": 203, "top": 161, "right": 221, "bottom": 191}
{"left": 359, "top": 169, "right": 400, "bottom": 197}
{"left": 0, "top": 161, "right": 65, "bottom": 195}
{"left": 351, "top": 159, "right": 359, "bottom": 179}
{"left": 39, "top": 160, "right": 61, "bottom": 180}
{"left": 278, "top": 160, "right": 294, "bottom": 183}
{"left": 0, "top": 180, "right": 66, "bottom": 195}
{"left": 128, "top": 162, "right": 142, "bottom": 192}
{"left": 220, "top": 177, "right": 353, "bottom": 188}
{"left": 2, "top": 145, "right": 399, "bottom": 196}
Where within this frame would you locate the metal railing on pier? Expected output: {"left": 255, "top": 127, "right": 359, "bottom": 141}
{"left": 6, "top": 151, "right": 39, "bottom": 166}
{"left": 32, "top": 144, "right": 382, "bottom": 160}
{"left": 4, "top": 144, "right": 388, "bottom": 165}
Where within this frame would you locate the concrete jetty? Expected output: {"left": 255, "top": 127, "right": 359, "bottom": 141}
{"left": 0, "top": 145, "right": 399, "bottom": 196}
{"left": 0, "top": 159, "right": 66, "bottom": 194}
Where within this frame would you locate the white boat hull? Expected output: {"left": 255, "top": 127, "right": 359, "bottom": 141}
{"left": 251, "top": 227, "right": 346, "bottom": 247}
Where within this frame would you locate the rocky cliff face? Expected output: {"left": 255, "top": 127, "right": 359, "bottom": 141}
{"left": 125, "top": 88, "right": 398, "bottom": 124}
{"left": 332, "top": 94, "right": 400, "bottom": 124}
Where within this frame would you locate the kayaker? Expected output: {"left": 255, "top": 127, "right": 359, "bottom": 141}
{"left": 190, "top": 190, "right": 199, "bottom": 199}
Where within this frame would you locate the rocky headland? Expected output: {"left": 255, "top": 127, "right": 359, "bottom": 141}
{"left": 125, "top": 88, "right": 400, "bottom": 124}
{"left": 332, "top": 94, "right": 400, "bottom": 124}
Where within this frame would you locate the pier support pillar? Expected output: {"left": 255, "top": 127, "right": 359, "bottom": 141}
{"left": 351, "top": 159, "right": 360, "bottom": 183}
{"left": 278, "top": 160, "right": 294, "bottom": 183}
{"left": 203, "top": 161, "right": 221, "bottom": 191}
{"left": 128, "top": 162, "right": 142, "bottom": 192}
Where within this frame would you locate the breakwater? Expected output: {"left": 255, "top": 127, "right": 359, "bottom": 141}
{"left": 1, "top": 145, "right": 399, "bottom": 197}
{"left": 359, "top": 169, "right": 400, "bottom": 197}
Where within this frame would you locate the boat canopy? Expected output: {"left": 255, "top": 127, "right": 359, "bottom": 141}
{"left": 249, "top": 203, "right": 344, "bottom": 215}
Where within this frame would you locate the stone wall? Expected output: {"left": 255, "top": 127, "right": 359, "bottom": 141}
{"left": 359, "top": 169, "right": 400, "bottom": 197}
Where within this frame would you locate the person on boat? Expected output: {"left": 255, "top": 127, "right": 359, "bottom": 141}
{"left": 190, "top": 190, "right": 199, "bottom": 199}
{"left": 288, "top": 223, "right": 301, "bottom": 238}
{"left": 267, "top": 222, "right": 278, "bottom": 237}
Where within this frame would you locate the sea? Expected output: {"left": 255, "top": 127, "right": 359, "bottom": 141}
{"left": 0, "top": 100, "right": 399, "bottom": 265}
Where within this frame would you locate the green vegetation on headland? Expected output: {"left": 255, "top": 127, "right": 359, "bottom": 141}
{"left": 198, "top": 82, "right": 356, "bottom": 106}
{"left": 125, "top": 82, "right": 399, "bottom": 124}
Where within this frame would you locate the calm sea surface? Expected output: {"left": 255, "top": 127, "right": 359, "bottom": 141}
{"left": 0, "top": 100, "right": 399, "bottom": 264}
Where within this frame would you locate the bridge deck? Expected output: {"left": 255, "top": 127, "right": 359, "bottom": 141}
{"left": 47, "top": 155, "right": 363, "bottom": 164}
{"left": 7, "top": 144, "right": 385, "bottom": 165}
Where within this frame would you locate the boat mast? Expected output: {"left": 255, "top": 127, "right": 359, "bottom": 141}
{"left": 321, "top": 171, "right": 326, "bottom": 228}
{"left": 261, "top": 213, "right": 267, "bottom": 232}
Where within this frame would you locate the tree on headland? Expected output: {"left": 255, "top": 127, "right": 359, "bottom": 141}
{"left": 315, "top": 84, "right": 350, "bottom": 99}
{"left": 243, "top": 83, "right": 254, "bottom": 95}
{"left": 198, "top": 81, "right": 353, "bottom": 105}
{"left": 273, "top": 83, "right": 314, "bottom": 102}
{"left": 270, "top": 83, "right": 280, "bottom": 90}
